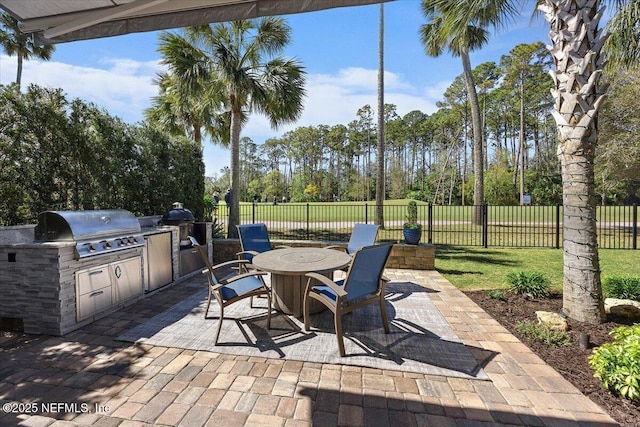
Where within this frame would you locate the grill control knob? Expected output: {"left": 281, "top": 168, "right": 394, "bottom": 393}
{"left": 88, "top": 244, "right": 96, "bottom": 252}
{"left": 104, "top": 241, "right": 112, "bottom": 249}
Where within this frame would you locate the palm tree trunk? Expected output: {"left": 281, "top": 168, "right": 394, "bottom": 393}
{"left": 461, "top": 51, "right": 484, "bottom": 224}
{"left": 16, "top": 52, "right": 23, "bottom": 89}
{"left": 539, "top": 0, "right": 607, "bottom": 324}
{"left": 375, "top": 3, "right": 385, "bottom": 227}
{"left": 228, "top": 108, "right": 242, "bottom": 238}
{"left": 560, "top": 139, "right": 603, "bottom": 323}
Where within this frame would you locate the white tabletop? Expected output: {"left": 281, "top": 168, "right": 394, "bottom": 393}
{"left": 252, "top": 247, "right": 351, "bottom": 275}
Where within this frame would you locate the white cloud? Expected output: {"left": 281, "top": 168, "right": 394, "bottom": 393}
{"left": 1, "top": 55, "right": 158, "bottom": 123}
{"left": 311, "top": 66, "right": 412, "bottom": 93}
{"left": 1, "top": 55, "right": 443, "bottom": 175}
{"left": 423, "top": 79, "right": 452, "bottom": 101}
{"left": 242, "top": 67, "right": 438, "bottom": 140}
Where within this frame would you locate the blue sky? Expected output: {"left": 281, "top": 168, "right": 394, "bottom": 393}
{"left": 0, "top": 1, "right": 551, "bottom": 177}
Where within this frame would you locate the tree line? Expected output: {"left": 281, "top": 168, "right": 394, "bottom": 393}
{"left": 0, "top": 84, "right": 204, "bottom": 226}
{"left": 213, "top": 42, "right": 637, "bottom": 207}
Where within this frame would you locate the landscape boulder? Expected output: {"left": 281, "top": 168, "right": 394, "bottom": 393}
{"left": 535, "top": 311, "right": 569, "bottom": 331}
{"left": 604, "top": 298, "right": 640, "bottom": 320}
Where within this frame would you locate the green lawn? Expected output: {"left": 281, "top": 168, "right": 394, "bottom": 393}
{"left": 436, "top": 246, "right": 640, "bottom": 292}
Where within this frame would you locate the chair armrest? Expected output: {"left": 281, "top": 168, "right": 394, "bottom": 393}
{"left": 305, "top": 272, "right": 347, "bottom": 297}
{"left": 236, "top": 250, "right": 259, "bottom": 259}
{"left": 223, "top": 270, "right": 268, "bottom": 284}
{"left": 201, "top": 268, "right": 224, "bottom": 291}
{"left": 244, "top": 263, "right": 265, "bottom": 271}
{"left": 209, "top": 283, "right": 223, "bottom": 292}
{"left": 210, "top": 259, "right": 249, "bottom": 272}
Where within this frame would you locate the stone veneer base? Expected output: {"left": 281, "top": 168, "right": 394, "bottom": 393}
{"left": 213, "top": 239, "right": 435, "bottom": 270}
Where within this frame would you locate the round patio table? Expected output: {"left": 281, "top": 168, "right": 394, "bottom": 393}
{"left": 252, "top": 247, "right": 352, "bottom": 318}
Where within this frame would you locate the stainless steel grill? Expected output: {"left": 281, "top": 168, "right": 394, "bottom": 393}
{"left": 34, "top": 209, "right": 144, "bottom": 259}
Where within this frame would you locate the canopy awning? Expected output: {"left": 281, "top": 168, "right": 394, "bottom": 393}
{"left": 0, "top": 0, "right": 389, "bottom": 45}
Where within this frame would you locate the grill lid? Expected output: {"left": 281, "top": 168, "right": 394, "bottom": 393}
{"left": 161, "top": 202, "right": 195, "bottom": 225}
{"left": 35, "top": 209, "right": 141, "bottom": 242}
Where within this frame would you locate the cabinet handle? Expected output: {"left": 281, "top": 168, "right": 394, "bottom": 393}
{"left": 89, "top": 270, "right": 104, "bottom": 275}
{"left": 89, "top": 291, "right": 104, "bottom": 297}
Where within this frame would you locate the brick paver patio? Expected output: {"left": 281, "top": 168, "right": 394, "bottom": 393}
{"left": 0, "top": 269, "right": 618, "bottom": 426}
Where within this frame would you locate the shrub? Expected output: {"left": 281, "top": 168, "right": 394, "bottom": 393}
{"left": 602, "top": 276, "right": 640, "bottom": 301}
{"left": 515, "top": 321, "right": 572, "bottom": 346}
{"left": 211, "top": 218, "right": 225, "bottom": 238}
{"left": 403, "top": 200, "right": 421, "bottom": 229}
{"left": 486, "top": 289, "right": 506, "bottom": 300}
{"left": 589, "top": 324, "right": 640, "bottom": 403}
{"left": 506, "top": 271, "right": 551, "bottom": 298}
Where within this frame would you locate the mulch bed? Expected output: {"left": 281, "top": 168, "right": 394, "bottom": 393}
{"left": 464, "top": 290, "right": 640, "bottom": 427}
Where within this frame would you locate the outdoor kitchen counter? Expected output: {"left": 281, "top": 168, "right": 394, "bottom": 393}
{"left": 0, "top": 218, "right": 210, "bottom": 336}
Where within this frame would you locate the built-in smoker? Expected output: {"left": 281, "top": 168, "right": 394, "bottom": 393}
{"left": 180, "top": 222, "right": 208, "bottom": 277}
{"left": 159, "top": 202, "right": 208, "bottom": 277}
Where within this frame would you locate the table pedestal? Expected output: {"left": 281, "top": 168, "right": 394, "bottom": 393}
{"left": 271, "top": 272, "right": 331, "bottom": 318}
{"left": 252, "top": 247, "right": 351, "bottom": 319}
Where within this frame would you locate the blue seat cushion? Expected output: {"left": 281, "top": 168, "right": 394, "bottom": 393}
{"left": 311, "top": 279, "right": 345, "bottom": 304}
{"left": 220, "top": 276, "right": 264, "bottom": 300}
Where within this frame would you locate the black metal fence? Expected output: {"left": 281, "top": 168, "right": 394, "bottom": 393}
{"left": 232, "top": 203, "right": 639, "bottom": 249}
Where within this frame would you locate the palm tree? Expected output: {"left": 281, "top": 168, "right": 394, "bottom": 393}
{"left": 148, "top": 32, "right": 230, "bottom": 147}
{"left": 152, "top": 19, "right": 306, "bottom": 237}
{"left": 455, "top": 0, "right": 635, "bottom": 324}
{"left": 420, "top": 0, "right": 519, "bottom": 225}
{"left": 535, "top": 0, "right": 611, "bottom": 324}
{"left": 0, "top": 12, "right": 55, "bottom": 89}
{"left": 603, "top": 0, "right": 640, "bottom": 69}
{"left": 422, "top": 0, "right": 640, "bottom": 324}
{"left": 188, "top": 20, "right": 305, "bottom": 238}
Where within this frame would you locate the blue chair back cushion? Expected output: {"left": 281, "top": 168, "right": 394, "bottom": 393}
{"left": 344, "top": 243, "right": 392, "bottom": 301}
{"left": 346, "top": 223, "right": 379, "bottom": 254}
{"left": 237, "top": 223, "right": 272, "bottom": 259}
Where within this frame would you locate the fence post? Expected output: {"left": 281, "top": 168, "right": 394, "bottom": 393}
{"left": 633, "top": 204, "right": 638, "bottom": 250}
{"left": 555, "top": 204, "right": 561, "bottom": 249}
{"left": 365, "top": 203, "right": 369, "bottom": 224}
{"left": 252, "top": 202, "right": 255, "bottom": 224}
{"left": 428, "top": 203, "right": 433, "bottom": 244}
{"left": 482, "top": 203, "right": 488, "bottom": 248}
{"left": 306, "top": 203, "right": 310, "bottom": 240}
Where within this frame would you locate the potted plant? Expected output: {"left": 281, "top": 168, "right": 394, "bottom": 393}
{"left": 403, "top": 200, "right": 422, "bottom": 245}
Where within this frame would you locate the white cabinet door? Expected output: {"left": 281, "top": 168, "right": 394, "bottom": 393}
{"left": 112, "top": 256, "right": 142, "bottom": 303}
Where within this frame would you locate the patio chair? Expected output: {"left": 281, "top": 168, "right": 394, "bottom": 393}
{"left": 303, "top": 242, "right": 394, "bottom": 357}
{"left": 236, "top": 223, "right": 289, "bottom": 263}
{"left": 190, "top": 237, "right": 272, "bottom": 344}
{"left": 325, "top": 223, "right": 379, "bottom": 255}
